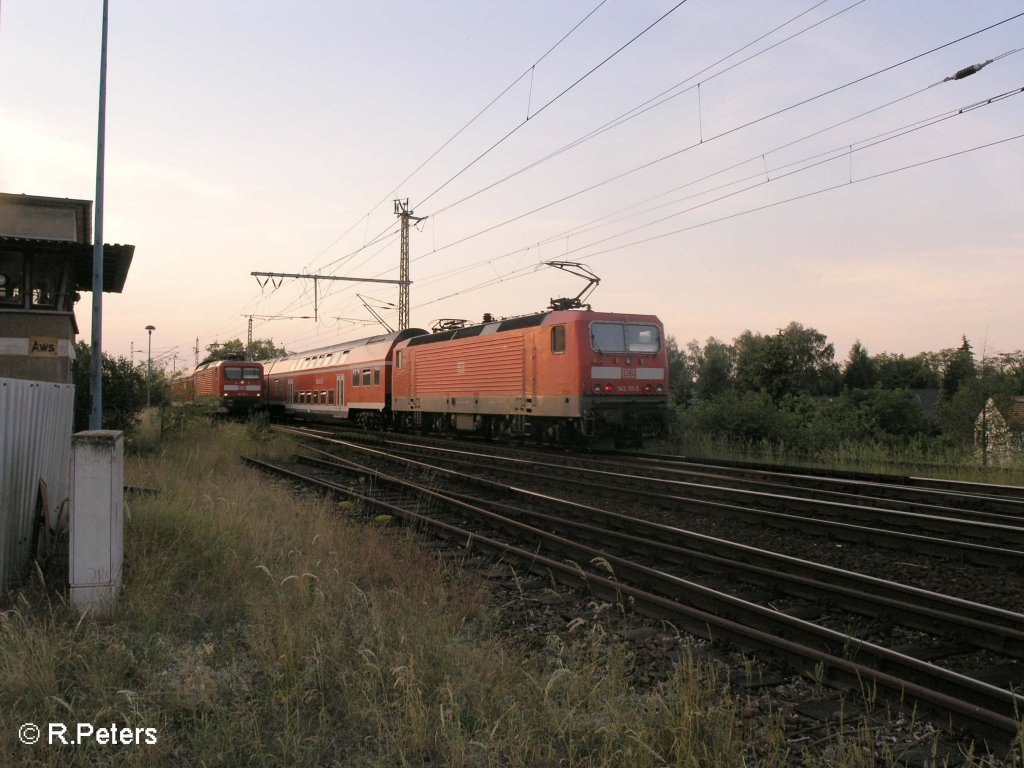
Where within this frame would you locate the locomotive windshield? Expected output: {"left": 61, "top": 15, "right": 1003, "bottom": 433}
{"left": 590, "top": 323, "right": 661, "bottom": 354}
{"left": 225, "top": 366, "right": 242, "bottom": 380}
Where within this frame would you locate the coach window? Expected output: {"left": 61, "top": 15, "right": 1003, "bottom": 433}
{"left": 321, "top": 390, "right": 328, "bottom": 404}
{"left": 373, "top": 369, "right": 381, "bottom": 386}
{"left": 352, "top": 371, "right": 360, "bottom": 387}
{"left": 551, "top": 325, "right": 566, "bottom": 354}
{"left": 328, "top": 390, "right": 335, "bottom": 405}
{"left": 362, "top": 369, "right": 372, "bottom": 386}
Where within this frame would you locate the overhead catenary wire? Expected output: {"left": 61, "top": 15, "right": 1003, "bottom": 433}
{"left": 414, "top": 0, "right": 693, "bottom": 210}
{"left": 403, "top": 83, "right": 1024, "bottom": 307}
{"left": 208, "top": 11, "right": 1024, "bottom": 352}
{"left": 300, "top": 0, "right": 611, "bottom": 276}
{"left": 391, "top": 43, "right": 1024, "bottom": 296}
{"left": 410, "top": 15, "right": 1024, "bottom": 261}
{"left": 428, "top": 0, "right": 865, "bottom": 218}
{"left": 206, "top": 1, "right": 873, "bottom": 343}
{"left": 409, "top": 131, "right": 1024, "bottom": 313}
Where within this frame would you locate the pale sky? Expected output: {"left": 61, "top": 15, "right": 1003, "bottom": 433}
{"left": 2, "top": 1, "right": 1022, "bottom": 370}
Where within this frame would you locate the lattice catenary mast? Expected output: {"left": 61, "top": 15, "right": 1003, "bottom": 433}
{"left": 394, "top": 199, "right": 426, "bottom": 331}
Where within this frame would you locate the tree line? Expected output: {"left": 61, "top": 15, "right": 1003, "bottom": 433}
{"left": 667, "top": 322, "right": 1024, "bottom": 457}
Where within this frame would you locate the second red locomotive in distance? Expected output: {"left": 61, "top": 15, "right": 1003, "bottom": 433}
{"left": 171, "top": 359, "right": 265, "bottom": 415}
{"left": 264, "top": 308, "right": 668, "bottom": 446}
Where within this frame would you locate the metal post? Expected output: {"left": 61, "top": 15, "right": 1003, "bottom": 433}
{"left": 393, "top": 199, "right": 425, "bottom": 331}
{"left": 145, "top": 325, "right": 155, "bottom": 408}
{"left": 89, "top": 0, "right": 110, "bottom": 430}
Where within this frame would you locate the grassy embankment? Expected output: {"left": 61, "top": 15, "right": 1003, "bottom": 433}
{"left": 0, "top": 415, "right": 1014, "bottom": 766}
{"left": 666, "top": 429, "right": 1024, "bottom": 485}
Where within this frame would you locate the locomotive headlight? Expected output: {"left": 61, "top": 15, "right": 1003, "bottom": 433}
{"left": 655, "top": 383, "right": 664, "bottom": 393}
{"left": 592, "top": 383, "right": 603, "bottom": 394}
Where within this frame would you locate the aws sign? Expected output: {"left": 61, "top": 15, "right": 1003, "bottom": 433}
{"left": 28, "top": 337, "right": 59, "bottom": 357}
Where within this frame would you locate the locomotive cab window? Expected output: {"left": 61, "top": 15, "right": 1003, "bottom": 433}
{"left": 626, "top": 325, "right": 660, "bottom": 353}
{"left": 225, "top": 367, "right": 243, "bottom": 380}
{"left": 590, "top": 323, "right": 661, "bottom": 354}
{"left": 243, "top": 367, "right": 261, "bottom": 380}
{"left": 551, "top": 325, "right": 566, "bottom": 354}
{"left": 590, "top": 323, "right": 626, "bottom": 353}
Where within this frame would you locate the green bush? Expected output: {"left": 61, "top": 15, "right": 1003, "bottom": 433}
{"left": 73, "top": 342, "right": 149, "bottom": 433}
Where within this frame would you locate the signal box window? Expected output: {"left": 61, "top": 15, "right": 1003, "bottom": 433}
{"left": 551, "top": 325, "right": 566, "bottom": 354}
{"left": 30, "top": 259, "right": 64, "bottom": 309}
{"left": 0, "top": 254, "right": 25, "bottom": 306}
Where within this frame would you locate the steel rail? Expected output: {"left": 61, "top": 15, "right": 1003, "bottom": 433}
{"left": 368, "top": 439, "right": 1024, "bottom": 545}
{"left": 291, "top": 449, "right": 1024, "bottom": 658}
{"left": 612, "top": 452, "right": 1024, "bottom": 509}
{"left": 312, "top": 434, "right": 1024, "bottom": 566}
{"left": 243, "top": 453, "right": 1024, "bottom": 748}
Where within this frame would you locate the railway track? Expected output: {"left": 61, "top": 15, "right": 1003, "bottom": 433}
{"left": 247, "top": 426, "right": 1024, "bottom": 751}
{"left": 285, "top": 426, "right": 1024, "bottom": 567}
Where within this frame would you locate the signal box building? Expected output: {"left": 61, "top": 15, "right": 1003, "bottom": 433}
{"left": 0, "top": 193, "right": 134, "bottom": 384}
{"left": 0, "top": 192, "right": 135, "bottom": 594}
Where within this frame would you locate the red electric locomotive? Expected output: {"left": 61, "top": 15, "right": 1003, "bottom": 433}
{"left": 263, "top": 328, "right": 426, "bottom": 426}
{"left": 391, "top": 310, "right": 667, "bottom": 445}
{"left": 171, "top": 359, "right": 265, "bottom": 415}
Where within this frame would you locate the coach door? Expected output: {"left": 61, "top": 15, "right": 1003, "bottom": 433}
{"left": 336, "top": 375, "right": 346, "bottom": 409}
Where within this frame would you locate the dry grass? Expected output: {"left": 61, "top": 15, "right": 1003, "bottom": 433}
{"left": 0, "top": 416, "right": 1014, "bottom": 766}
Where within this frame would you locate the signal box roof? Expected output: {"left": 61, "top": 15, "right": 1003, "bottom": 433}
{"left": 0, "top": 236, "right": 135, "bottom": 293}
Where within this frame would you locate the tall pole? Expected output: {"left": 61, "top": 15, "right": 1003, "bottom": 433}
{"left": 89, "top": 0, "right": 110, "bottom": 430}
{"left": 394, "top": 199, "right": 425, "bottom": 331}
{"left": 145, "top": 325, "right": 155, "bottom": 408}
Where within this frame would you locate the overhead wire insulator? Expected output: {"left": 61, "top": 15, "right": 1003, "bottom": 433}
{"left": 943, "top": 59, "right": 993, "bottom": 82}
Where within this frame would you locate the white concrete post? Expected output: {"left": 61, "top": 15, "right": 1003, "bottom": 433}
{"left": 70, "top": 430, "right": 123, "bottom": 612}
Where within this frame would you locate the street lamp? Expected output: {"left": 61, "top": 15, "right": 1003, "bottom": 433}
{"left": 145, "top": 325, "right": 155, "bottom": 408}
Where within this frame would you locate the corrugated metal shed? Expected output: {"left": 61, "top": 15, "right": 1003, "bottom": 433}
{"left": 0, "top": 377, "right": 73, "bottom": 592}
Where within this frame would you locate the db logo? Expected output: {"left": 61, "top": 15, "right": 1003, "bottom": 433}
{"left": 622, "top": 368, "right": 636, "bottom": 379}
